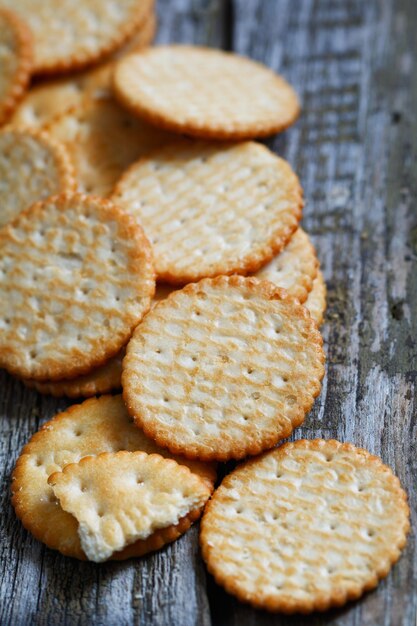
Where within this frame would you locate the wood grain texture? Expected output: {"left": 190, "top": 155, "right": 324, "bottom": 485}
{"left": 0, "top": 1, "right": 415, "bottom": 625}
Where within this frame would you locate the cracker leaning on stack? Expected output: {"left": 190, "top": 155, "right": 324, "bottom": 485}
{"left": 0, "top": 3, "right": 409, "bottom": 613}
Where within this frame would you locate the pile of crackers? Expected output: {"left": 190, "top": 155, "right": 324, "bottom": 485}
{"left": 0, "top": 0, "right": 410, "bottom": 615}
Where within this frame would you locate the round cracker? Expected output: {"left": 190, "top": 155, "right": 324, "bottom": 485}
{"left": 22, "top": 349, "right": 124, "bottom": 398}
{"left": 10, "top": 13, "right": 157, "bottom": 129}
{"left": 1, "top": 0, "right": 153, "bottom": 74}
{"left": 200, "top": 439, "right": 410, "bottom": 613}
{"left": 11, "top": 395, "right": 216, "bottom": 559}
{"left": 123, "top": 276, "right": 325, "bottom": 461}
{"left": 305, "top": 270, "right": 327, "bottom": 326}
{"left": 113, "top": 45, "right": 300, "bottom": 140}
{"left": 0, "top": 8, "right": 32, "bottom": 126}
{"left": 253, "top": 228, "right": 318, "bottom": 303}
{"left": 47, "top": 97, "right": 174, "bottom": 196}
{"left": 0, "top": 127, "right": 76, "bottom": 228}
{"left": 0, "top": 193, "right": 155, "bottom": 381}
{"left": 112, "top": 141, "right": 303, "bottom": 284}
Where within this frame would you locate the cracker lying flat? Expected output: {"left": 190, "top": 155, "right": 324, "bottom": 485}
{"left": 305, "top": 270, "right": 327, "bottom": 326}
{"left": 0, "top": 128, "right": 75, "bottom": 227}
{"left": 112, "top": 141, "right": 303, "bottom": 283}
{"left": 253, "top": 228, "right": 318, "bottom": 303}
{"left": 1, "top": 0, "right": 153, "bottom": 74}
{"left": 200, "top": 439, "right": 410, "bottom": 613}
{"left": 11, "top": 395, "right": 216, "bottom": 559}
{"left": 123, "top": 276, "right": 325, "bottom": 461}
{"left": 114, "top": 45, "right": 300, "bottom": 140}
{"left": 47, "top": 98, "right": 174, "bottom": 196}
{"left": 49, "top": 451, "right": 211, "bottom": 562}
{"left": 0, "top": 8, "right": 32, "bottom": 126}
{"left": 10, "top": 13, "right": 157, "bottom": 129}
{"left": 0, "top": 193, "right": 154, "bottom": 381}
{"left": 22, "top": 349, "right": 124, "bottom": 398}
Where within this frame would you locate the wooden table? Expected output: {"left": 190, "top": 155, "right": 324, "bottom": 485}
{"left": 1, "top": 1, "right": 416, "bottom": 624}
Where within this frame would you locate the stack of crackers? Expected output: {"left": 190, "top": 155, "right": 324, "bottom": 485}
{"left": 0, "top": 0, "right": 409, "bottom": 615}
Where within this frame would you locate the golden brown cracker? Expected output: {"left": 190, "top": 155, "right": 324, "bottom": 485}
{"left": 11, "top": 395, "right": 216, "bottom": 559}
{"left": 200, "top": 439, "right": 410, "bottom": 613}
{"left": 114, "top": 45, "right": 300, "bottom": 140}
{"left": 1, "top": 0, "right": 153, "bottom": 74}
{"left": 0, "top": 193, "right": 155, "bottom": 381}
{"left": 112, "top": 141, "right": 303, "bottom": 283}
{"left": 123, "top": 276, "right": 325, "bottom": 461}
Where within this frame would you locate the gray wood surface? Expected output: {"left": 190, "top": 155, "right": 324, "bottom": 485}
{"left": 1, "top": 0, "right": 416, "bottom": 624}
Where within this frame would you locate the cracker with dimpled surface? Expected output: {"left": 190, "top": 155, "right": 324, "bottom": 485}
{"left": 112, "top": 141, "right": 303, "bottom": 284}
{"left": 47, "top": 98, "right": 174, "bottom": 196}
{"left": 0, "top": 193, "right": 154, "bottom": 381}
{"left": 22, "top": 349, "right": 124, "bottom": 398}
{"left": 113, "top": 45, "right": 300, "bottom": 140}
{"left": 48, "top": 451, "right": 211, "bottom": 562}
{"left": 305, "top": 270, "right": 327, "bottom": 326}
{"left": 1, "top": 0, "right": 153, "bottom": 74}
{"left": 10, "top": 13, "right": 157, "bottom": 129}
{"left": 0, "top": 127, "right": 75, "bottom": 228}
{"left": 0, "top": 8, "right": 32, "bottom": 126}
{"left": 123, "top": 276, "right": 325, "bottom": 461}
{"left": 253, "top": 228, "right": 318, "bottom": 304}
{"left": 11, "top": 395, "right": 216, "bottom": 560}
{"left": 200, "top": 439, "right": 410, "bottom": 613}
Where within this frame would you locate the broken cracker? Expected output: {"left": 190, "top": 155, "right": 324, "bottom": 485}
{"left": 11, "top": 394, "right": 216, "bottom": 559}
{"left": 49, "top": 451, "right": 211, "bottom": 562}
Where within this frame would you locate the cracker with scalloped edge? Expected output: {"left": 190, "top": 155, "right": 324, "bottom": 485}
{"left": 305, "top": 270, "right": 326, "bottom": 326}
{"left": 47, "top": 98, "right": 174, "bottom": 196}
{"left": 22, "top": 349, "right": 124, "bottom": 398}
{"left": 11, "top": 395, "right": 216, "bottom": 560}
{"left": 0, "top": 193, "right": 154, "bottom": 381}
{"left": 200, "top": 439, "right": 410, "bottom": 613}
{"left": 123, "top": 276, "right": 325, "bottom": 461}
{"left": 0, "top": 127, "right": 75, "bottom": 228}
{"left": 114, "top": 45, "right": 300, "bottom": 140}
{"left": 49, "top": 451, "right": 211, "bottom": 562}
{"left": 10, "top": 12, "right": 157, "bottom": 129}
{"left": 112, "top": 141, "right": 303, "bottom": 284}
{"left": 0, "top": 8, "right": 32, "bottom": 126}
{"left": 253, "top": 228, "right": 318, "bottom": 304}
{"left": 1, "top": 0, "right": 153, "bottom": 74}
